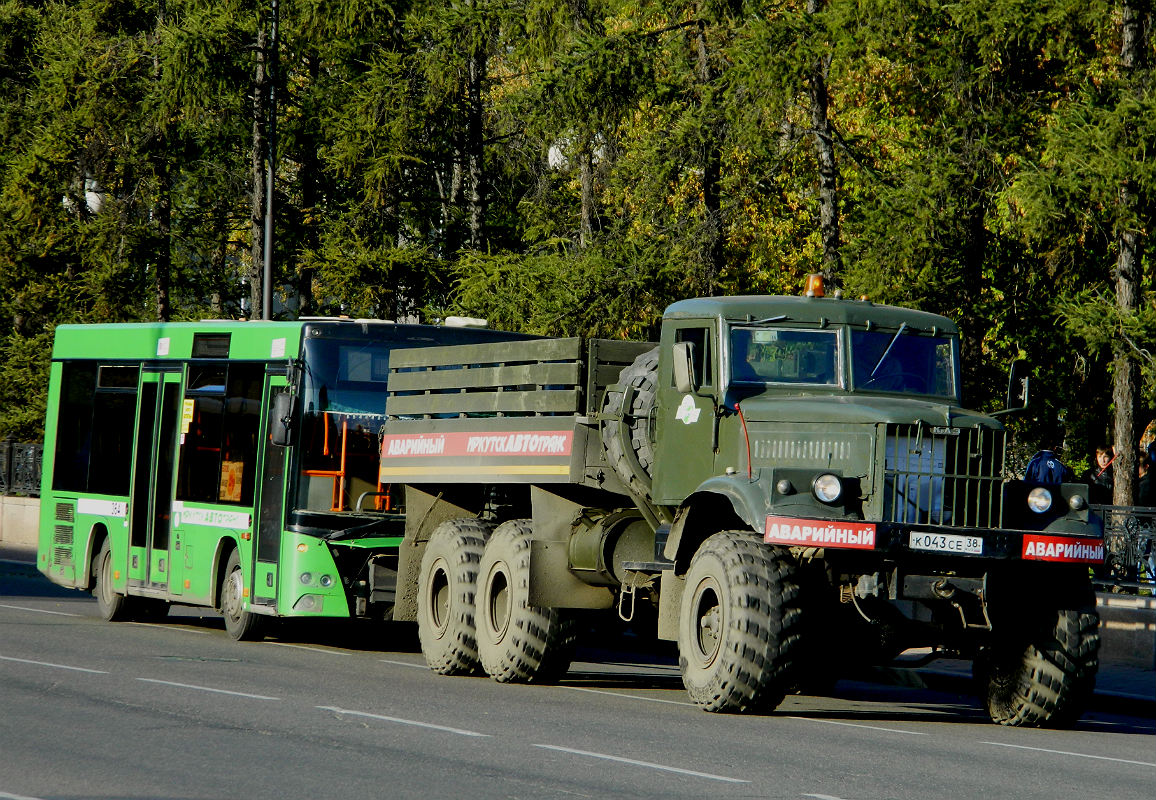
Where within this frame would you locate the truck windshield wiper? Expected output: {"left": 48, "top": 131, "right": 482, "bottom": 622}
{"left": 740, "top": 314, "right": 788, "bottom": 326}
{"left": 870, "top": 322, "right": 907, "bottom": 378}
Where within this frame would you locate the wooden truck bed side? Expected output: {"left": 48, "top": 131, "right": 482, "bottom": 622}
{"left": 379, "top": 337, "right": 653, "bottom": 487}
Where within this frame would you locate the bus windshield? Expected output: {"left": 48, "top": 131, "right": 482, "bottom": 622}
{"left": 296, "top": 337, "right": 393, "bottom": 516}
{"left": 851, "top": 328, "right": 957, "bottom": 399}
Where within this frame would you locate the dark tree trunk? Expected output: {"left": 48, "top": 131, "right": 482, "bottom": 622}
{"left": 578, "top": 143, "right": 595, "bottom": 248}
{"left": 209, "top": 199, "right": 229, "bottom": 317}
{"left": 1112, "top": 0, "right": 1150, "bottom": 505}
{"left": 1113, "top": 228, "right": 1141, "bottom": 505}
{"left": 465, "top": 22, "right": 486, "bottom": 250}
{"left": 152, "top": 1, "right": 170, "bottom": 322}
{"left": 806, "top": 0, "right": 840, "bottom": 283}
{"left": 153, "top": 161, "right": 171, "bottom": 322}
{"left": 695, "top": 20, "right": 722, "bottom": 295}
{"left": 249, "top": 25, "right": 268, "bottom": 320}
{"left": 296, "top": 53, "right": 321, "bottom": 317}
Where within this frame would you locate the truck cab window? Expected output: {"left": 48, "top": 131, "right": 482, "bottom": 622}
{"left": 674, "top": 327, "right": 712, "bottom": 387}
{"left": 730, "top": 328, "right": 839, "bottom": 386}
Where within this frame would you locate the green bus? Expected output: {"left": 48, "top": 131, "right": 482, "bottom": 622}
{"left": 37, "top": 318, "right": 528, "bottom": 639}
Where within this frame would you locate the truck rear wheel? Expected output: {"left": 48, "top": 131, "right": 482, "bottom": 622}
{"left": 678, "top": 531, "right": 804, "bottom": 713}
{"left": 417, "top": 518, "right": 494, "bottom": 675}
{"left": 601, "top": 347, "right": 659, "bottom": 500}
{"left": 476, "top": 519, "right": 576, "bottom": 683}
{"left": 977, "top": 579, "right": 1099, "bottom": 728}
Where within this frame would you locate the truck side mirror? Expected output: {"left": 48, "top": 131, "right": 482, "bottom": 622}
{"left": 997, "top": 359, "right": 1030, "bottom": 415}
{"left": 672, "top": 341, "right": 698, "bottom": 394}
{"left": 270, "top": 392, "right": 298, "bottom": 446}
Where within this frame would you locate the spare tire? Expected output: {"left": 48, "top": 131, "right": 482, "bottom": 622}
{"left": 601, "top": 347, "right": 659, "bottom": 501}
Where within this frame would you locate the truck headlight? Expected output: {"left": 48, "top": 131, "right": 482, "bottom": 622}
{"left": 812, "top": 473, "right": 843, "bottom": 503}
{"left": 1027, "top": 487, "right": 1053, "bottom": 513}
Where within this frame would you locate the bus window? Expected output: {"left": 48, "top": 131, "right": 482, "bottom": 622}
{"left": 52, "top": 362, "right": 136, "bottom": 496}
{"left": 176, "top": 362, "right": 264, "bottom": 506}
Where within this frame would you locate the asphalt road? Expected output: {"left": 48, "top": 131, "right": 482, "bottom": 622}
{"left": 1, "top": 568, "right": 1153, "bottom": 800}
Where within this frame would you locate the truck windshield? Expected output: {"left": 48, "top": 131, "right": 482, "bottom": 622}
{"left": 729, "top": 327, "right": 840, "bottom": 386}
{"left": 851, "top": 328, "right": 957, "bottom": 399}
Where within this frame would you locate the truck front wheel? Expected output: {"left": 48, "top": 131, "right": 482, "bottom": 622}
{"left": 417, "top": 518, "right": 493, "bottom": 675}
{"left": 476, "top": 519, "right": 576, "bottom": 683}
{"left": 678, "top": 531, "right": 804, "bottom": 713}
{"left": 976, "top": 581, "right": 1100, "bottom": 728}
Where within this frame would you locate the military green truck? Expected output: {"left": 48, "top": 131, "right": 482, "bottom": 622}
{"left": 378, "top": 289, "right": 1103, "bottom": 727}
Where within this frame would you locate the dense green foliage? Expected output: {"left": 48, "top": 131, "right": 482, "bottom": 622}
{"left": 2, "top": 0, "right": 1154, "bottom": 477}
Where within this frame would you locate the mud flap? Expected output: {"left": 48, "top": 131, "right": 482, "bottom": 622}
{"left": 528, "top": 540, "right": 614, "bottom": 609}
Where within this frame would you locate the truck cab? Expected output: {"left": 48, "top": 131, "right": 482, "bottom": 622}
{"left": 651, "top": 293, "right": 1094, "bottom": 573}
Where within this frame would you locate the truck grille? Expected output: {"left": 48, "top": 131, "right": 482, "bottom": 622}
{"left": 883, "top": 424, "right": 1005, "bottom": 528}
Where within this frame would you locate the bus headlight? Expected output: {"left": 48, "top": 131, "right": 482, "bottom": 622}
{"left": 319, "top": 575, "right": 334, "bottom": 588}
{"left": 812, "top": 473, "right": 843, "bottom": 503}
{"left": 1027, "top": 487, "right": 1053, "bottom": 514}
{"left": 299, "top": 572, "right": 313, "bottom": 585}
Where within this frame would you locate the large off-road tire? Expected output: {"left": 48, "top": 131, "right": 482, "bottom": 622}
{"left": 977, "top": 577, "right": 1099, "bottom": 728}
{"left": 476, "top": 519, "right": 577, "bottom": 683}
{"left": 417, "top": 518, "right": 495, "bottom": 675}
{"left": 220, "top": 550, "right": 267, "bottom": 642}
{"left": 601, "top": 347, "right": 659, "bottom": 501}
{"left": 678, "top": 531, "right": 805, "bottom": 712}
{"left": 93, "top": 539, "right": 131, "bottom": 622}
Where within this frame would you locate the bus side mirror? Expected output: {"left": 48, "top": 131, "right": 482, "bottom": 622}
{"left": 270, "top": 392, "right": 298, "bottom": 446}
{"left": 672, "top": 341, "right": 698, "bottom": 394}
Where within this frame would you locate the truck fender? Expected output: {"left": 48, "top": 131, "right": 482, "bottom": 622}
{"left": 664, "top": 476, "right": 770, "bottom": 574}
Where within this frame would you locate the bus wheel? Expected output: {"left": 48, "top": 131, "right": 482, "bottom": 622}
{"left": 220, "top": 550, "right": 266, "bottom": 641}
{"left": 476, "top": 519, "right": 576, "bottom": 683}
{"left": 417, "top": 519, "right": 494, "bottom": 675}
{"left": 678, "top": 531, "right": 804, "bottom": 713}
{"left": 93, "top": 539, "right": 131, "bottom": 622}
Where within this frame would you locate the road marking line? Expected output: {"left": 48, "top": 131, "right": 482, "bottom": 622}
{"left": 982, "top": 741, "right": 1156, "bottom": 768}
{"left": 137, "top": 678, "right": 279, "bottom": 700}
{"left": 788, "top": 716, "right": 927, "bottom": 735}
{"left": 132, "top": 623, "right": 210, "bottom": 635}
{"left": 380, "top": 659, "right": 428, "bottom": 669}
{"left": 804, "top": 794, "right": 853, "bottom": 800}
{"left": 0, "top": 603, "right": 81, "bottom": 617}
{"left": 0, "top": 655, "right": 108, "bottom": 674}
{"left": 267, "top": 642, "right": 351, "bottom": 656}
{"left": 534, "top": 743, "right": 750, "bottom": 784}
{"left": 317, "top": 705, "right": 489, "bottom": 738}
{"left": 0, "top": 790, "right": 49, "bottom": 800}
{"left": 557, "top": 685, "right": 695, "bottom": 707}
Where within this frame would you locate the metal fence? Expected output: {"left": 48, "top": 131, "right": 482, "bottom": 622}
{"left": 1090, "top": 505, "right": 1156, "bottom": 592}
{"left": 0, "top": 440, "right": 42, "bottom": 497}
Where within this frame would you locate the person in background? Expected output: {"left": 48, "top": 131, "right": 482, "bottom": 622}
{"left": 1024, "top": 438, "right": 1075, "bottom": 485}
{"left": 1082, "top": 445, "right": 1115, "bottom": 503}
{"left": 1139, "top": 458, "right": 1156, "bottom": 507}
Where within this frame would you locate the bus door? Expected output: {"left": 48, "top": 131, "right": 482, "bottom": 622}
{"left": 250, "top": 370, "right": 289, "bottom": 609}
{"left": 127, "top": 368, "right": 182, "bottom": 592}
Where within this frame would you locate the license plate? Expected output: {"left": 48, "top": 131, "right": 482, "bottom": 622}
{"left": 908, "top": 531, "right": 983, "bottom": 555}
